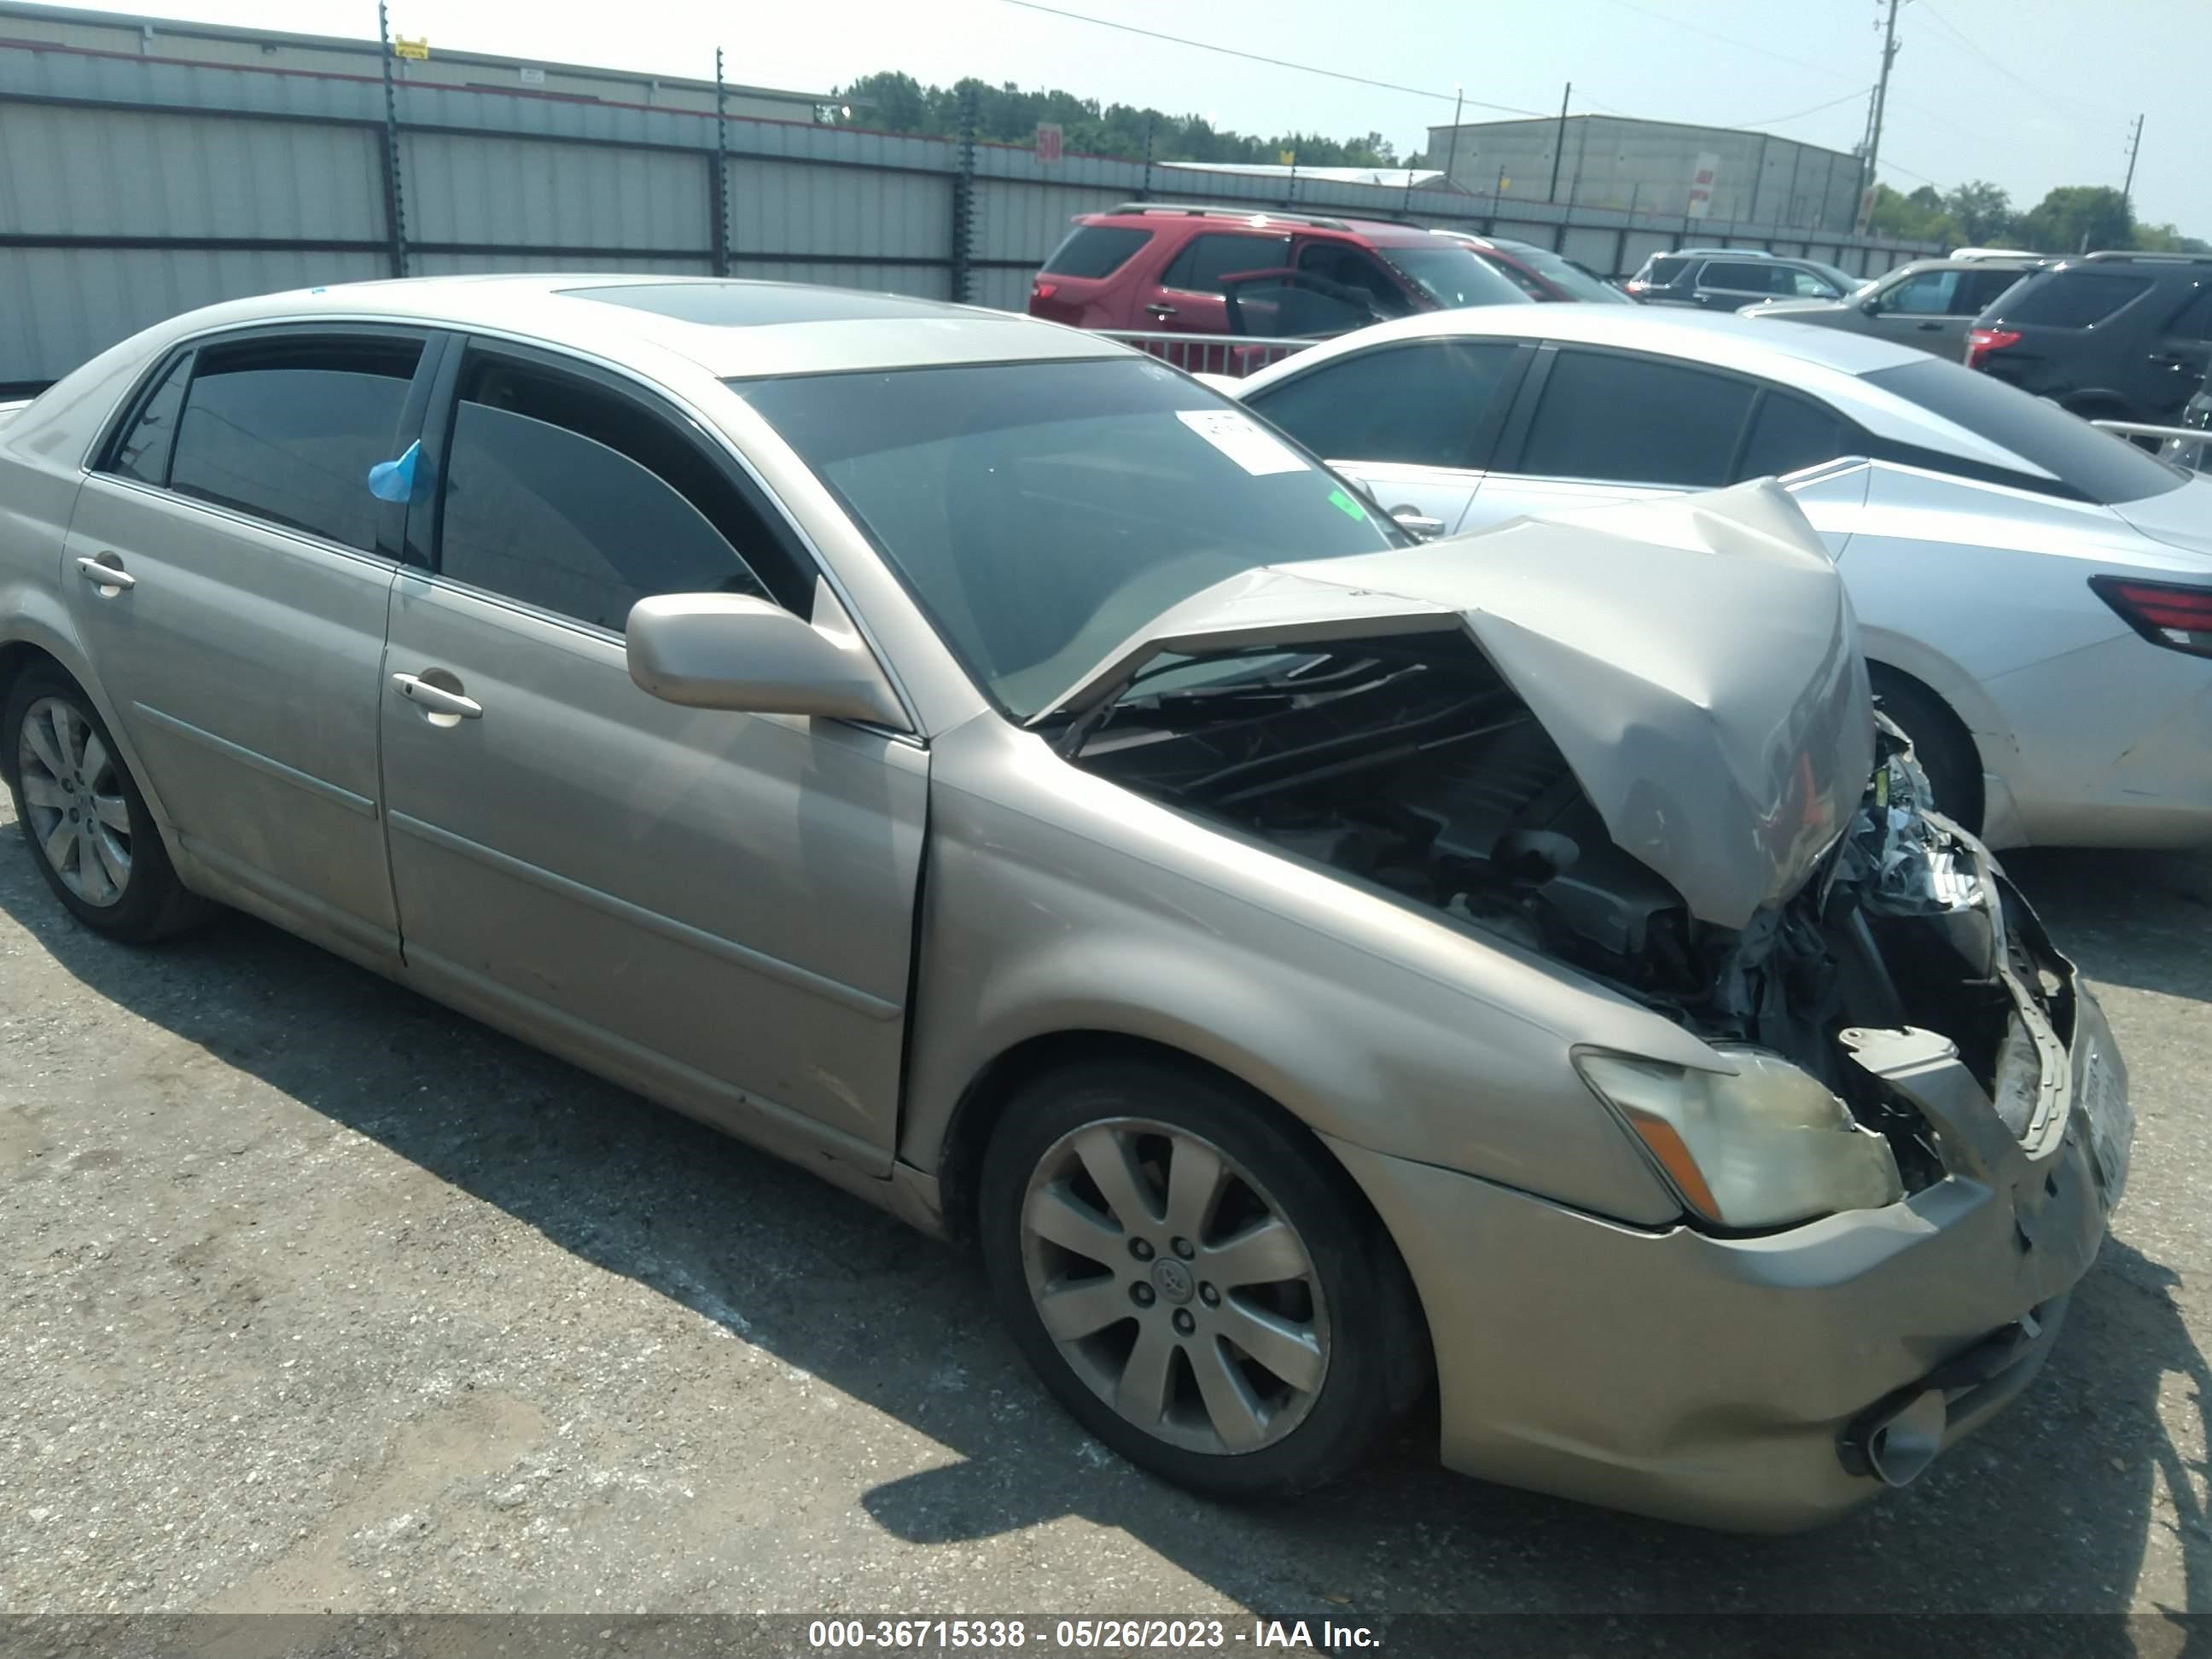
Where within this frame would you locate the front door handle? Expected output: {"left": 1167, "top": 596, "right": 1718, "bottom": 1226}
{"left": 1144, "top": 302, "right": 1179, "bottom": 320}
{"left": 1389, "top": 507, "right": 1447, "bottom": 537}
{"left": 391, "top": 672, "right": 482, "bottom": 720}
{"left": 75, "top": 555, "right": 136, "bottom": 591}
{"left": 1916, "top": 320, "right": 1943, "bottom": 330}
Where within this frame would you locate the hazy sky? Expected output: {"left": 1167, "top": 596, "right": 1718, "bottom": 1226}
{"left": 97, "top": 0, "right": 2200, "bottom": 233}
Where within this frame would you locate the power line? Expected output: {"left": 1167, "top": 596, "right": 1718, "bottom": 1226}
{"left": 1913, "top": 0, "right": 2128, "bottom": 123}
{"left": 991, "top": 0, "right": 1545, "bottom": 114}
{"left": 1732, "top": 87, "right": 1873, "bottom": 131}
{"left": 1594, "top": 0, "right": 1866, "bottom": 88}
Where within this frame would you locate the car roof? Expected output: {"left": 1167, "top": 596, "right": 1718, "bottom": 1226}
{"left": 1082, "top": 206, "right": 1442, "bottom": 247}
{"left": 125, "top": 274, "right": 1126, "bottom": 379}
{"left": 1262, "top": 302, "right": 1928, "bottom": 375}
{"left": 1232, "top": 304, "right": 2046, "bottom": 476}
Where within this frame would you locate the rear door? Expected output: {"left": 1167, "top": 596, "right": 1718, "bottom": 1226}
{"left": 1691, "top": 259, "right": 1782, "bottom": 311}
{"left": 378, "top": 339, "right": 924, "bottom": 1160}
{"left": 61, "top": 327, "right": 438, "bottom": 965}
{"left": 1142, "top": 230, "right": 1292, "bottom": 336}
{"left": 1239, "top": 338, "right": 1533, "bottom": 534}
{"left": 1464, "top": 346, "right": 1759, "bottom": 527}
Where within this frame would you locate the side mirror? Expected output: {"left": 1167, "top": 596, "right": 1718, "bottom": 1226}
{"left": 626, "top": 593, "right": 909, "bottom": 730}
{"left": 1859, "top": 295, "right": 1884, "bottom": 316}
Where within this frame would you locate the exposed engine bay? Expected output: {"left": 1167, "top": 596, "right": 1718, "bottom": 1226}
{"left": 1063, "top": 632, "right": 2075, "bottom": 1195}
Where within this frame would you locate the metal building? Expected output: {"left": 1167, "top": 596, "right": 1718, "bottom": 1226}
{"left": 0, "top": 0, "right": 841, "bottom": 123}
{"left": 1429, "top": 114, "right": 1865, "bottom": 233}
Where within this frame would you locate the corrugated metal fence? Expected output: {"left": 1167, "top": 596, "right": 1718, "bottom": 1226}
{"left": 0, "top": 36, "right": 1941, "bottom": 388}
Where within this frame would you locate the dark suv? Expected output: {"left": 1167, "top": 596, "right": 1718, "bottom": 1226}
{"left": 1624, "top": 249, "right": 1850, "bottom": 311}
{"left": 1027, "top": 204, "right": 1528, "bottom": 343}
{"left": 1965, "top": 251, "right": 2212, "bottom": 424}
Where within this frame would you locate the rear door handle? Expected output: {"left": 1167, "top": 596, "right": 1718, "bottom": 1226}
{"left": 391, "top": 672, "right": 482, "bottom": 720}
{"left": 1916, "top": 320, "right": 1943, "bottom": 330}
{"left": 75, "top": 556, "right": 135, "bottom": 591}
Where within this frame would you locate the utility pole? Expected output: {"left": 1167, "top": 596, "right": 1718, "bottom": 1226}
{"left": 1857, "top": 0, "right": 1902, "bottom": 234}
{"left": 2121, "top": 113, "right": 2145, "bottom": 212}
{"left": 1547, "top": 82, "right": 1570, "bottom": 201}
{"left": 375, "top": 0, "right": 406, "bottom": 278}
{"left": 712, "top": 49, "right": 731, "bottom": 276}
{"left": 1441, "top": 88, "right": 1464, "bottom": 189}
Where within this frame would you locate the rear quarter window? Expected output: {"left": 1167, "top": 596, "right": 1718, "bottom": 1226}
{"left": 1995, "top": 271, "right": 2154, "bottom": 329}
{"left": 1863, "top": 357, "right": 2185, "bottom": 504}
{"left": 1042, "top": 225, "right": 1154, "bottom": 280}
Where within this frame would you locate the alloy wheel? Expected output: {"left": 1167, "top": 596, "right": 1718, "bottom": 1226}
{"left": 1019, "top": 1117, "right": 1330, "bottom": 1456}
{"left": 17, "top": 696, "right": 132, "bottom": 907}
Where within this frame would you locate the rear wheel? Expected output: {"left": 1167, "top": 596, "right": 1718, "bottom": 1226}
{"left": 1869, "top": 667, "right": 1984, "bottom": 834}
{"left": 4, "top": 666, "right": 207, "bottom": 940}
{"left": 979, "top": 1056, "right": 1429, "bottom": 1499}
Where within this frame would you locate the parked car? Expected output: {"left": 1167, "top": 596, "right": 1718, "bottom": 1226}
{"left": 1741, "top": 255, "right": 2045, "bottom": 358}
{"left": 1229, "top": 306, "right": 2212, "bottom": 848}
{"left": 1027, "top": 203, "right": 1528, "bottom": 341}
{"left": 1429, "top": 230, "right": 1633, "bottom": 303}
{"left": 1950, "top": 247, "right": 2043, "bottom": 263}
{"left": 1624, "top": 249, "right": 1851, "bottom": 310}
{"left": 1965, "top": 251, "right": 2212, "bottom": 426}
{"left": 0, "top": 276, "right": 2131, "bottom": 1532}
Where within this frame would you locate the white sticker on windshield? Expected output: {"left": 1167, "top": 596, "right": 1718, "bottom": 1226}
{"left": 1176, "top": 409, "right": 1308, "bottom": 476}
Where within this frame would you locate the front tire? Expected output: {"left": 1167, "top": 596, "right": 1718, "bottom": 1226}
{"left": 979, "top": 1056, "right": 1429, "bottom": 1499}
{"left": 1870, "top": 668, "right": 1984, "bottom": 834}
{"left": 4, "top": 665, "right": 207, "bottom": 941}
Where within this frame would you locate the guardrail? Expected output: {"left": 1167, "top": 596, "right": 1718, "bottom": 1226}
{"left": 2093, "top": 418, "right": 2212, "bottom": 470}
{"left": 1097, "top": 330, "right": 1318, "bottom": 379}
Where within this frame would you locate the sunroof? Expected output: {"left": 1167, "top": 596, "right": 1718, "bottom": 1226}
{"left": 564, "top": 282, "right": 963, "bottom": 327}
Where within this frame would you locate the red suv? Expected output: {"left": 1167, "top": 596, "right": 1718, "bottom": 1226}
{"left": 1027, "top": 204, "right": 1530, "bottom": 345}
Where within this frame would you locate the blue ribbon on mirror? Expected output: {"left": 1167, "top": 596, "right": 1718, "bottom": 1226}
{"left": 367, "top": 439, "right": 423, "bottom": 504}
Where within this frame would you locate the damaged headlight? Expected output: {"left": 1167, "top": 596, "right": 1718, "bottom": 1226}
{"left": 1576, "top": 1045, "right": 1904, "bottom": 1231}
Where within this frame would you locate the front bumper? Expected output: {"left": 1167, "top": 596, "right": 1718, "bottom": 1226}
{"left": 1330, "top": 981, "right": 2128, "bottom": 1533}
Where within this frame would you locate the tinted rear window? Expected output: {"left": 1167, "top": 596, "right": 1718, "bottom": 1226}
{"left": 1520, "top": 350, "right": 1755, "bottom": 486}
{"left": 1996, "top": 271, "right": 2153, "bottom": 329}
{"left": 1864, "top": 358, "right": 2185, "bottom": 503}
{"left": 1042, "top": 225, "right": 1154, "bottom": 280}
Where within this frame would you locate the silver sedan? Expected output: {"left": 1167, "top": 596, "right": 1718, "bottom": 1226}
{"left": 0, "top": 277, "right": 2131, "bottom": 1530}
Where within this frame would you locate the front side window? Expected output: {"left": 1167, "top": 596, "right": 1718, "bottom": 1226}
{"left": 1245, "top": 341, "right": 1522, "bottom": 469}
{"left": 2164, "top": 285, "right": 2212, "bottom": 341}
{"left": 731, "top": 358, "right": 1406, "bottom": 719}
{"left": 105, "top": 353, "right": 190, "bottom": 486}
{"left": 1161, "top": 233, "right": 1292, "bottom": 294}
{"left": 436, "top": 353, "right": 784, "bottom": 632}
{"left": 1888, "top": 271, "right": 1962, "bottom": 315}
{"left": 167, "top": 335, "right": 422, "bottom": 553}
{"left": 1518, "top": 350, "right": 1755, "bottom": 486}
{"left": 1295, "top": 244, "right": 1412, "bottom": 317}
{"left": 1784, "top": 268, "right": 1840, "bottom": 298}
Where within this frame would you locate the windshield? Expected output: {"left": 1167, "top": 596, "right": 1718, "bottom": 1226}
{"left": 1863, "top": 358, "right": 2186, "bottom": 504}
{"left": 1511, "top": 246, "right": 1633, "bottom": 304}
{"left": 731, "top": 358, "right": 1407, "bottom": 719}
{"left": 1377, "top": 245, "right": 1532, "bottom": 310}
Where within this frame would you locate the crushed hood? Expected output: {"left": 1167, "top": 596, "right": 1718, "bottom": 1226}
{"left": 1038, "top": 480, "right": 1875, "bottom": 930}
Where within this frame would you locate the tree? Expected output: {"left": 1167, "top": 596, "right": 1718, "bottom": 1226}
{"left": 829, "top": 69, "right": 1423, "bottom": 172}
{"left": 2014, "top": 185, "right": 2133, "bottom": 255}
{"left": 1942, "top": 180, "right": 2013, "bottom": 244}
{"left": 1866, "top": 183, "right": 1958, "bottom": 244}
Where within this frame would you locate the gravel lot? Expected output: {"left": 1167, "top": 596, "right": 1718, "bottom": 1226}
{"left": 1, "top": 786, "right": 2206, "bottom": 1621}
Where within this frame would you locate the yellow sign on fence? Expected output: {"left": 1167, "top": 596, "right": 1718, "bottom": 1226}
{"left": 393, "top": 35, "right": 429, "bottom": 60}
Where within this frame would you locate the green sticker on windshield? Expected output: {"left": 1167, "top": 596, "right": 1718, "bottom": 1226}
{"left": 1327, "top": 487, "right": 1367, "bottom": 521}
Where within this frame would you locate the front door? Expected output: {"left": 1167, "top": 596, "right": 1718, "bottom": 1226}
{"left": 61, "top": 329, "right": 434, "bottom": 963}
{"left": 378, "top": 341, "right": 925, "bottom": 1160}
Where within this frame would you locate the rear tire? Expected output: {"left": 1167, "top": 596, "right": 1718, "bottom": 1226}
{"left": 4, "top": 665, "right": 209, "bottom": 941}
{"left": 979, "top": 1055, "right": 1429, "bottom": 1499}
{"left": 1869, "top": 667, "right": 1984, "bottom": 834}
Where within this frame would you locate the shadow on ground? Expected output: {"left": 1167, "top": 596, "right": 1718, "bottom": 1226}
{"left": 3, "top": 830, "right": 2207, "bottom": 1626}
